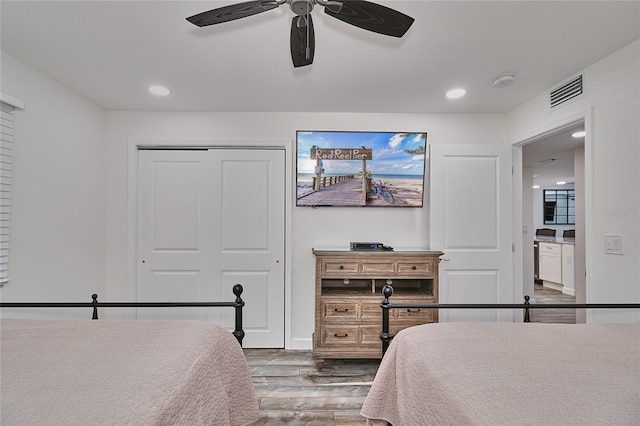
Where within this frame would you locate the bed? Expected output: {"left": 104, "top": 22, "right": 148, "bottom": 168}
{"left": 362, "top": 322, "right": 639, "bottom": 425}
{"left": 361, "top": 285, "right": 640, "bottom": 426}
{"left": 0, "top": 285, "right": 259, "bottom": 426}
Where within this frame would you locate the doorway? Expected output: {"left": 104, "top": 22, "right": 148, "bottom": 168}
{"left": 520, "top": 120, "right": 586, "bottom": 323}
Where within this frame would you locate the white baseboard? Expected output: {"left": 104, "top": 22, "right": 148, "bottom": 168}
{"left": 288, "top": 337, "right": 312, "bottom": 350}
{"left": 542, "top": 281, "right": 563, "bottom": 292}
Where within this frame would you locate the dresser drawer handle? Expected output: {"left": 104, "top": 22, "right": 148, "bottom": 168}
{"left": 406, "top": 308, "right": 421, "bottom": 313}
{"left": 339, "top": 265, "right": 344, "bottom": 269}
{"left": 334, "top": 308, "right": 349, "bottom": 312}
{"left": 411, "top": 265, "right": 417, "bottom": 270}
{"left": 334, "top": 333, "right": 349, "bottom": 338}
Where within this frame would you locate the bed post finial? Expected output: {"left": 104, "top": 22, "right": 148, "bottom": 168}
{"left": 383, "top": 284, "right": 393, "bottom": 300}
{"left": 91, "top": 294, "right": 99, "bottom": 320}
{"left": 380, "top": 285, "right": 394, "bottom": 356}
{"left": 232, "top": 284, "right": 245, "bottom": 346}
{"left": 523, "top": 295, "right": 531, "bottom": 323}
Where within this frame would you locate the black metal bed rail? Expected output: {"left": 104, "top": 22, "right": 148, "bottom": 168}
{"left": 380, "top": 284, "right": 640, "bottom": 355}
{"left": 0, "top": 284, "right": 246, "bottom": 346}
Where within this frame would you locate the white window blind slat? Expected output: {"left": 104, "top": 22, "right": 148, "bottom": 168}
{"left": 0, "top": 97, "right": 22, "bottom": 284}
{"left": 1, "top": 138, "right": 14, "bottom": 151}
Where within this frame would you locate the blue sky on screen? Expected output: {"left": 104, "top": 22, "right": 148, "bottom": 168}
{"left": 297, "top": 131, "right": 427, "bottom": 176}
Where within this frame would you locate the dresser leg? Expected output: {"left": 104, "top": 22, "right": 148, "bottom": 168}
{"left": 315, "top": 358, "right": 324, "bottom": 370}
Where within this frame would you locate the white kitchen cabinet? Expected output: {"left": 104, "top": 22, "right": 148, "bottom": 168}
{"left": 538, "top": 241, "right": 575, "bottom": 294}
{"left": 538, "top": 242, "right": 562, "bottom": 285}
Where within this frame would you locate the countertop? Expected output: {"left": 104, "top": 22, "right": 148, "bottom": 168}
{"left": 534, "top": 236, "right": 575, "bottom": 245}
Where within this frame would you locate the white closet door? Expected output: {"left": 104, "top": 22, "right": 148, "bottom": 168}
{"left": 208, "top": 148, "right": 285, "bottom": 348}
{"left": 137, "top": 150, "right": 210, "bottom": 321}
{"left": 137, "top": 148, "right": 285, "bottom": 347}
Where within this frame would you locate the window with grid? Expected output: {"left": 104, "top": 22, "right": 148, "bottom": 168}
{"left": 543, "top": 189, "right": 575, "bottom": 225}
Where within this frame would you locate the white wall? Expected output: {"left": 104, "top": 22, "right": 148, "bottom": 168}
{"left": 1, "top": 51, "right": 504, "bottom": 343}
{"left": 0, "top": 52, "right": 108, "bottom": 317}
{"left": 507, "top": 40, "right": 640, "bottom": 320}
{"left": 4, "top": 37, "right": 637, "bottom": 335}
{"left": 106, "top": 112, "right": 504, "bottom": 347}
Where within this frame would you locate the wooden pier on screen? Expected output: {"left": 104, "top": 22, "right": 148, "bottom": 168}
{"left": 298, "top": 178, "right": 366, "bottom": 206}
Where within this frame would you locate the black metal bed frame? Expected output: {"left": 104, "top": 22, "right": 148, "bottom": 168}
{"left": 0, "top": 284, "right": 247, "bottom": 346}
{"left": 380, "top": 284, "right": 640, "bottom": 355}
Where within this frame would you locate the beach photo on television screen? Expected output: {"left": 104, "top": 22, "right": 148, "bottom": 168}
{"left": 296, "top": 131, "right": 427, "bottom": 207}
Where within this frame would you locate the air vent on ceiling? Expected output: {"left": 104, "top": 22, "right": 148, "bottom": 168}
{"left": 550, "top": 74, "right": 584, "bottom": 109}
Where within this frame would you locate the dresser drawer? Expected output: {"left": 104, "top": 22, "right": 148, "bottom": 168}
{"left": 322, "top": 260, "right": 359, "bottom": 276}
{"left": 323, "top": 302, "right": 358, "bottom": 319}
{"left": 320, "top": 325, "right": 358, "bottom": 346}
{"left": 360, "top": 261, "right": 395, "bottom": 275}
{"left": 395, "top": 306, "right": 434, "bottom": 322}
{"left": 397, "top": 260, "right": 434, "bottom": 275}
{"left": 360, "top": 302, "right": 382, "bottom": 320}
{"left": 360, "top": 325, "right": 382, "bottom": 346}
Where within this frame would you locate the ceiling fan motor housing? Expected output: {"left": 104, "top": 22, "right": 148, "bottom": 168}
{"left": 290, "top": 0, "right": 315, "bottom": 15}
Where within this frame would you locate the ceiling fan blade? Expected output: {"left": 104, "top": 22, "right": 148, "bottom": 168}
{"left": 186, "top": 1, "right": 280, "bottom": 27}
{"left": 324, "top": 0, "right": 414, "bottom": 37}
{"left": 290, "top": 14, "right": 315, "bottom": 68}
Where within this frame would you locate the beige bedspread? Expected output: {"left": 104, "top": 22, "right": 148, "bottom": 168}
{"left": 361, "top": 322, "right": 640, "bottom": 426}
{"left": 1, "top": 319, "right": 260, "bottom": 425}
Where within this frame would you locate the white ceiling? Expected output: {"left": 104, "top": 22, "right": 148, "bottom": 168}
{"left": 1, "top": 1, "right": 638, "bottom": 114}
{"left": 1, "top": 1, "right": 638, "bottom": 186}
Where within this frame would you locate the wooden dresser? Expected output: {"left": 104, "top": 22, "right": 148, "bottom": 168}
{"left": 312, "top": 248, "right": 442, "bottom": 369}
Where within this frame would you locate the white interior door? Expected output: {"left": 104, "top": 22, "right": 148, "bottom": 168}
{"left": 208, "top": 149, "right": 285, "bottom": 348}
{"left": 137, "top": 150, "right": 210, "bottom": 321}
{"left": 430, "top": 144, "right": 516, "bottom": 322}
{"left": 137, "top": 148, "right": 285, "bottom": 348}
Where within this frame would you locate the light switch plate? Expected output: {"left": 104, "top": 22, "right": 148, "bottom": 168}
{"left": 604, "top": 234, "right": 623, "bottom": 255}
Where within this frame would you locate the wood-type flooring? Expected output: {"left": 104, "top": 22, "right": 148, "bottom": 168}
{"left": 245, "top": 285, "right": 575, "bottom": 425}
{"left": 245, "top": 348, "right": 378, "bottom": 425}
{"left": 529, "top": 283, "right": 576, "bottom": 324}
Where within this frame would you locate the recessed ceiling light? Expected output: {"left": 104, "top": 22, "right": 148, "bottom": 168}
{"left": 149, "top": 85, "right": 170, "bottom": 96}
{"left": 572, "top": 131, "right": 586, "bottom": 138}
{"left": 556, "top": 181, "right": 566, "bottom": 185}
{"left": 532, "top": 185, "right": 540, "bottom": 189}
{"left": 446, "top": 88, "right": 466, "bottom": 99}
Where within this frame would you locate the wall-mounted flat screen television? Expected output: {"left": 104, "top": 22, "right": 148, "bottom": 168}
{"left": 296, "top": 131, "right": 427, "bottom": 207}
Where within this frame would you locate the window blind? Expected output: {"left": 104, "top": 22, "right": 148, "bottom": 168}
{"left": 1, "top": 94, "right": 24, "bottom": 284}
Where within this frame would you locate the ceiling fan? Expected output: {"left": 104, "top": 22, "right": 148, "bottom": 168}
{"left": 186, "top": 0, "right": 414, "bottom": 68}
